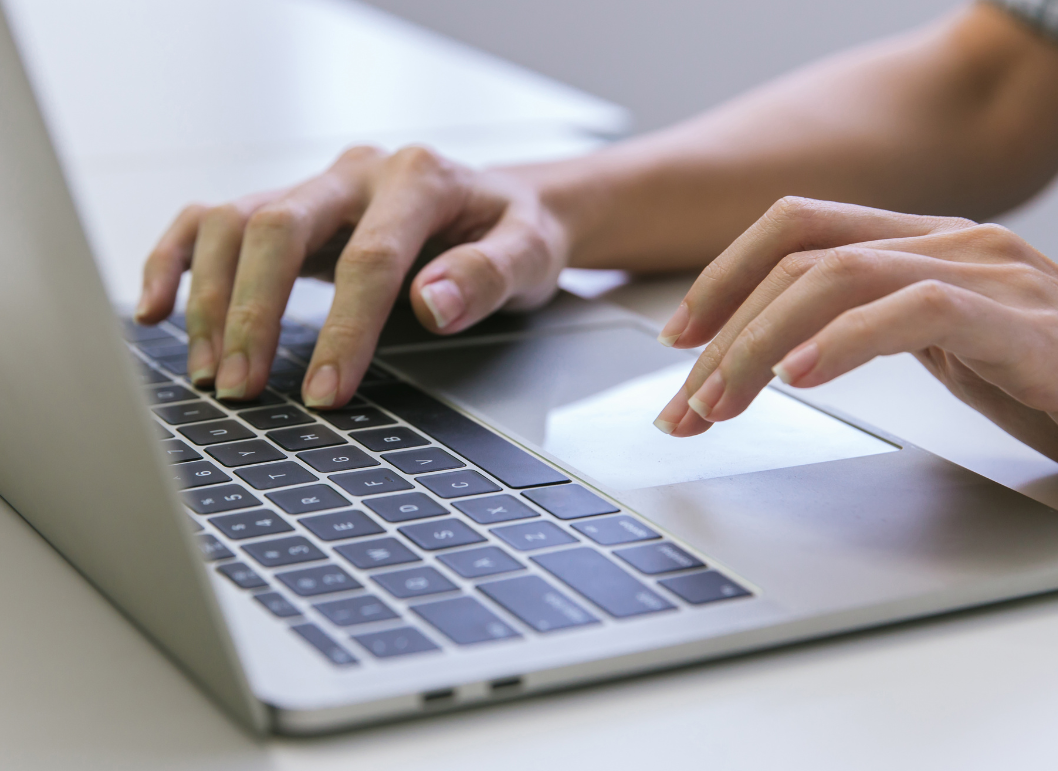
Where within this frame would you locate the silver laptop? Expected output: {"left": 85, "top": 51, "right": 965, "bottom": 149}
{"left": 4, "top": 7, "right": 1058, "bottom": 735}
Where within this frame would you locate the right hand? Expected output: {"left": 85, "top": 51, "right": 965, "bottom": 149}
{"left": 134, "top": 145, "right": 571, "bottom": 407}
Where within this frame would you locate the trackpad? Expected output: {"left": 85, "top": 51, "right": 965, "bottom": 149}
{"left": 379, "top": 324, "right": 896, "bottom": 492}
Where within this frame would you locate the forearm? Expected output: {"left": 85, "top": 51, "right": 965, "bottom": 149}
{"left": 510, "top": 2, "right": 1058, "bottom": 272}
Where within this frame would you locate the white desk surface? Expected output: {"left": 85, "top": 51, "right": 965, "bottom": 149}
{"left": 5, "top": 1, "right": 1058, "bottom": 769}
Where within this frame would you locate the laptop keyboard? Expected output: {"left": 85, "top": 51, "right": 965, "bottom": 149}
{"left": 123, "top": 315, "right": 753, "bottom": 668}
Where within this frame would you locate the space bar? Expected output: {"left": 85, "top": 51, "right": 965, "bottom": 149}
{"left": 362, "top": 382, "right": 569, "bottom": 489}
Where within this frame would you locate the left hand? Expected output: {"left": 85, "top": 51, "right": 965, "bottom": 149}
{"left": 652, "top": 197, "right": 1058, "bottom": 461}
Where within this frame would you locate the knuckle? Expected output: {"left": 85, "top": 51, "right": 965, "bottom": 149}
{"left": 246, "top": 204, "right": 304, "bottom": 236}
{"left": 318, "top": 316, "right": 367, "bottom": 349}
{"left": 336, "top": 144, "right": 384, "bottom": 166}
{"left": 966, "top": 223, "right": 1023, "bottom": 256}
{"left": 202, "top": 202, "right": 246, "bottom": 232}
{"left": 765, "top": 196, "right": 817, "bottom": 228}
{"left": 775, "top": 250, "right": 824, "bottom": 281}
{"left": 816, "top": 247, "right": 875, "bottom": 282}
{"left": 912, "top": 279, "right": 956, "bottom": 317}
{"left": 336, "top": 241, "right": 403, "bottom": 276}
{"left": 391, "top": 144, "right": 447, "bottom": 177}
{"left": 464, "top": 245, "right": 514, "bottom": 294}
{"left": 730, "top": 318, "right": 773, "bottom": 363}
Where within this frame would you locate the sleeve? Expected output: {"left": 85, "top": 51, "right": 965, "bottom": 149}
{"left": 989, "top": 0, "right": 1058, "bottom": 41}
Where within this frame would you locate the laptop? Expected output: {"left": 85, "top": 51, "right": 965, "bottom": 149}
{"left": 4, "top": 6, "right": 1058, "bottom": 735}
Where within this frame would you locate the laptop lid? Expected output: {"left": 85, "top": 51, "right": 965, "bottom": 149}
{"left": 0, "top": 7, "right": 266, "bottom": 732}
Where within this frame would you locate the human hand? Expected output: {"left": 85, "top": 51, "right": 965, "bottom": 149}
{"left": 653, "top": 197, "right": 1058, "bottom": 461}
{"left": 134, "top": 146, "right": 569, "bottom": 407}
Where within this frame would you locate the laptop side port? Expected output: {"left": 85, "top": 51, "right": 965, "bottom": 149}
{"left": 489, "top": 676, "right": 523, "bottom": 696}
{"left": 421, "top": 688, "right": 457, "bottom": 708}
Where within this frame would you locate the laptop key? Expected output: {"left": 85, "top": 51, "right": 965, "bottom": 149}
{"left": 412, "top": 596, "right": 521, "bottom": 645}
{"left": 292, "top": 623, "right": 358, "bottom": 666}
{"left": 297, "top": 445, "right": 378, "bottom": 473}
{"left": 335, "top": 537, "right": 421, "bottom": 569}
{"left": 241, "top": 406, "right": 314, "bottom": 430}
{"left": 522, "top": 485, "right": 619, "bottom": 520}
{"left": 139, "top": 342, "right": 188, "bottom": 361}
{"left": 146, "top": 384, "right": 195, "bottom": 404}
{"left": 156, "top": 353, "right": 190, "bottom": 375}
{"left": 319, "top": 406, "right": 395, "bottom": 431}
{"left": 276, "top": 564, "right": 360, "bottom": 597}
{"left": 532, "top": 548, "right": 675, "bottom": 618}
{"left": 299, "top": 510, "right": 385, "bottom": 541}
{"left": 363, "top": 492, "right": 447, "bottom": 523}
{"left": 453, "top": 494, "right": 539, "bottom": 525}
{"left": 266, "top": 484, "right": 350, "bottom": 515}
{"left": 122, "top": 320, "right": 172, "bottom": 342}
{"left": 172, "top": 460, "right": 231, "bottom": 489}
{"left": 572, "top": 515, "right": 661, "bottom": 546}
{"left": 372, "top": 566, "right": 457, "bottom": 599}
{"left": 243, "top": 536, "right": 326, "bottom": 567}
{"left": 267, "top": 424, "right": 346, "bottom": 451}
{"left": 153, "top": 401, "right": 226, "bottom": 425}
{"left": 314, "top": 595, "right": 399, "bottom": 626}
{"left": 353, "top": 627, "right": 439, "bottom": 659}
{"left": 236, "top": 461, "right": 317, "bottom": 490}
{"left": 254, "top": 591, "right": 301, "bottom": 618}
{"left": 382, "top": 447, "right": 464, "bottom": 475}
{"left": 491, "top": 521, "right": 577, "bottom": 552}
{"left": 418, "top": 470, "right": 501, "bottom": 499}
{"left": 330, "top": 468, "right": 413, "bottom": 497}
{"left": 437, "top": 546, "right": 522, "bottom": 579}
{"left": 182, "top": 483, "right": 260, "bottom": 514}
{"left": 179, "top": 419, "right": 255, "bottom": 446}
{"left": 215, "top": 390, "right": 284, "bottom": 409}
{"left": 350, "top": 426, "right": 429, "bottom": 452}
{"left": 477, "top": 575, "right": 598, "bottom": 632}
{"left": 158, "top": 439, "right": 202, "bottom": 464}
{"left": 207, "top": 439, "right": 285, "bottom": 467}
{"left": 614, "top": 542, "right": 705, "bottom": 575}
{"left": 398, "top": 518, "right": 485, "bottom": 551}
{"left": 197, "top": 534, "right": 234, "bottom": 561}
{"left": 208, "top": 510, "right": 293, "bottom": 540}
{"left": 658, "top": 571, "right": 752, "bottom": 605}
{"left": 139, "top": 367, "right": 173, "bottom": 385}
{"left": 216, "top": 561, "right": 268, "bottom": 589}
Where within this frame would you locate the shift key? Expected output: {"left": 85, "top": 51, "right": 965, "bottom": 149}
{"left": 532, "top": 547, "right": 675, "bottom": 618}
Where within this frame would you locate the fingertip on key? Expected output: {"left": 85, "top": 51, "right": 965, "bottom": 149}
{"left": 215, "top": 351, "right": 249, "bottom": 400}
{"left": 304, "top": 364, "right": 339, "bottom": 409}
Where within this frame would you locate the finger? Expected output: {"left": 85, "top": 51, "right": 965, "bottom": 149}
{"left": 656, "top": 197, "right": 968, "bottom": 349}
{"left": 855, "top": 223, "right": 1050, "bottom": 269}
{"left": 136, "top": 204, "right": 206, "bottom": 324}
{"left": 214, "top": 150, "right": 380, "bottom": 400}
{"left": 302, "top": 146, "right": 467, "bottom": 408}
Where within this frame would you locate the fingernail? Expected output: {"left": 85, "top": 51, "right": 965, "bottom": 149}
{"left": 658, "top": 303, "right": 689, "bottom": 347}
{"left": 188, "top": 338, "right": 216, "bottom": 384}
{"left": 420, "top": 279, "right": 466, "bottom": 330}
{"left": 134, "top": 294, "right": 150, "bottom": 323}
{"left": 773, "top": 342, "right": 819, "bottom": 385}
{"left": 304, "top": 364, "right": 338, "bottom": 408}
{"left": 215, "top": 351, "right": 248, "bottom": 400}
{"left": 688, "top": 370, "right": 725, "bottom": 419}
{"left": 653, "top": 417, "right": 677, "bottom": 434}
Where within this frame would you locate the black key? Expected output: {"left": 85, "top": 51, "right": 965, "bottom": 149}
{"left": 209, "top": 509, "right": 293, "bottom": 540}
{"left": 123, "top": 320, "right": 172, "bottom": 342}
{"left": 217, "top": 561, "right": 267, "bottom": 589}
{"left": 363, "top": 492, "right": 446, "bottom": 523}
{"left": 453, "top": 494, "right": 539, "bottom": 525}
{"left": 398, "top": 518, "right": 485, "bottom": 551}
{"left": 438, "top": 546, "right": 522, "bottom": 579}
{"left": 314, "top": 595, "right": 399, "bottom": 627}
{"left": 297, "top": 445, "right": 378, "bottom": 473}
{"left": 364, "top": 382, "right": 569, "bottom": 488}
{"left": 477, "top": 575, "right": 598, "bottom": 632}
{"left": 319, "top": 406, "right": 395, "bottom": 431}
{"left": 158, "top": 439, "right": 202, "bottom": 464}
{"left": 491, "top": 521, "right": 577, "bottom": 551}
{"left": 153, "top": 401, "right": 226, "bottom": 425}
{"left": 139, "top": 342, "right": 189, "bottom": 360}
{"left": 146, "top": 384, "right": 195, "bottom": 404}
{"left": 350, "top": 426, "right": 429, "bottom": 452}
{"left": 361, "top": 365, "right": 395, "bottom": 384}
{"left": 532, "top": 548, "right": 675, "bottom": 618}
{"left": 156, "top": 353, "right": 189, "bottom": 375}
{"left": 255, "top": 591, "right": 300, "bottom": 618}
{"left": 372, "top": 566, "right": 457, "bottom": 599}
{"left": 522, "top": 485, "right": 619, "bottom": 520}
{"left": 236, "top": 461, "right": 317, "bottom": 490}
{"left": 172, "top": 460, "right": 231, "bottom": 489}
{"left": 217, "top": 390, "right": 285, "bottom": 409}
{"left": 207, "top": 439, "right": 285, "bottom": 467}
{"left": 166, "top": 313, "right": 187, "bottom": 331}
{"left": 659, "top": 571, "right": 752, "bottom": 605}
{"left": 243, "top": 536, "right": 326, "bottom": 567}
{"left": 335, "top": 537, "right": 421, "bottom": 569}
{"left": 241, "top": 405, "right": 314, "bottom": 430}
{"left": 382, "top": 447, "right": 464, "bottom": 475}
{"left": 134, "top": 330, "right": 179, "bottom": 349}
{"left": 284, "top": 341, "right": 316, "bottom": 361}
{"left": 614, "top": 542, "right": 705, "bottom": 575}
{"left": 182, "top": 483, "right": 260, "bottom": 514}
{"left": 330, "top": 468, "right": 412, "bottom": 497}
{"left": 197, "top": 534, "right": 234, "bottom": 561}
{"left": 179, "top": 419, "right": 255, "bottom": 446}
{"left": 572, "top": 516, "right": 661, "bottom": 546}
{"left": 354, "top": 627, "right": 439, "bottom": 658}
{"left": 270, "top": 356, "right": 305, "bottom": 376}
{"left": 276, "top": 564, "right": 360, "bottom": 596}
{"left": 268, "top": 372, "right": 302, "bottom": 394}
{"left": 266, "top": 484, "right": 349, "bottom": 515}
{"left": 267, "top": 425, "right": 345, "bottom": 451}
{"left": 291, "top": 624, "right": 358, "bottom": 665}
{"left": 299, "top": 510, "right": 384, "bottom": 541}
{"left": 139, "top": 367, "right": 173, "bottom": 385}
{"left": 418, "top": 470, "right": 501, "bottom": 499}
{"left": 412, "top": 596, "right": 521, "bottom": 645}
